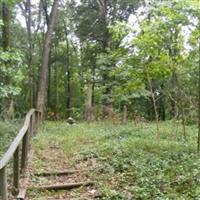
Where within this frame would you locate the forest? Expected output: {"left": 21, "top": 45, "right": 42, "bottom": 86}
{"left": 0, "top": 0, "right": 200, "bottom": 199}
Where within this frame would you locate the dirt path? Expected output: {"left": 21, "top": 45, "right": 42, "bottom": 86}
{"left": 26, "top": 141, "right": 100, "bottom": 199}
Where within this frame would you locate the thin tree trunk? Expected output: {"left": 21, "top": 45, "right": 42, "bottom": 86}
{"left": 54, "top": 65, "right": 59, "bottom": 119}
{"left": 92, "top": 60, "right": 96, "bottom": 107}
{"left": 84, "top": 83, "right": 93, "bottom": 122}
{"left": 64, "top": 25, "right": 71, "bottom": 117}
{"left": 170, "top": 72, "right": 178, "bottom": 118}
{"left": 47, "top": 53, "right": 52, "bottom": 109}
{"left": 19, "top": 0, "right": 42, "bottom": 108}
{"left": 198, "top": 25, "right": 200, "bottom": 153}
{"left": 54, "top": 46, "right": 59, "bottom": 119}
{"left": 24, "top": 0, "right": 34, "bottom": 108}
{"left": 66, "top": 64, "right": 71, "bottom": 117}
{"left": 168, "top": 29, "right": 178, "bottom": 119}
{"left": 36, "top": 0, "right": 59, "bottom": 112}
{"left": 181, "top": 110, "right": 186, "bottom": 140}
{"left": 158, "top": 84, "right": 165, "bottom": 121}
{"left": 175, "top": 71, "right": 187, "bottom": 140}
{"left": 123, "top": 104, "right": 128, "bottom": 123}
{"left": 146, "top": 73, "right": 159, "bottom": 136}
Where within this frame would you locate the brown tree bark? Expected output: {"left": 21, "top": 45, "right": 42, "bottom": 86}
{"left": 40, "top": 0, "right": 52, "bottom": 111}
{"left": 36, "top": 0, "right": 59, "bottom": 112}
{"left": 198, "top": 23, "right": 200, "bottom": 153}
{"left": 170, "top": 72, "right": 178, "bottom": 118}
{"left": 92, "top": 62, "right": 96, "bottom": 107}
{"left": 54, "top": 46, "right": 59, "bottom": 119}
{"left": 20, "top": 0, "right": 43, "bottom": 109}
{"left": 168, "top": 29, "right": 179, "bottom": 119}
{"left": 84, "top": 83, "right": 93, "bottom": 122}
{"left": 96, "top": 0, "right": 113, "bottom": 118}
{"left": 158, "top": 84, "right": 165, "bottom": 121}
{"left": 146, "top": 71, "right": 159, "bottom": 136}
{"left": 47, "top": 52, "right": 52, "bottom": 109}
{"left": 27, "top": 0, "right": 35, "bottom": 108}
{"left": 64, "top": 25, "right": 71, "bottom": 118}
{"left": 123, "top": 104, "right": 128, "bottom": 124}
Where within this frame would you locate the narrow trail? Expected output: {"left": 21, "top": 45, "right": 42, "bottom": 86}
{"left": 26, "top": 141, "right": 100, "bottom": 199}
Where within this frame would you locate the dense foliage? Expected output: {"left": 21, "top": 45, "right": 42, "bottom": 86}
{"left": 0, "top": 0, "right": 199, "bottom": 123}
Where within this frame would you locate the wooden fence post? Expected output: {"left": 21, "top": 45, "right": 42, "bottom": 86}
{"left": 13, "top": 147, "right": 19, "bottom": 194}
{"left": 32, "top": 113, "right": 35, "bottom": 134}
{"left": 39, "top": 112, "right": 42, "bottom": 124}
{"left": 0, "top": 167, "right": 8, "bottom": 200}
{"left": 30, "top": 116, "right": 33, "bottom": 136}
{"left": 21, "top": 130, "right": 29, "bottom": 172}
{"left": 35, "top": 112, "right": 38, "bottom": 131}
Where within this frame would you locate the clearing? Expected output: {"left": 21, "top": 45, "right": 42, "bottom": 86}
{"left": 26, "top": 121, "right": 200, "bottom": 199}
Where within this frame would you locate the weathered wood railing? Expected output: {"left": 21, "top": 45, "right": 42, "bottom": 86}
{"left": 0, "top": 109, "right": 42, "bottom": 200}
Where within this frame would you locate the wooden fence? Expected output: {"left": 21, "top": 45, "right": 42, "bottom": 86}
{"left": 0, "top": 109, "right": 42, "bottom": 200}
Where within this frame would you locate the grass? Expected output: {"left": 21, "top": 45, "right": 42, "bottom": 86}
{"left": 0, "top": 120, "right": 21, "bottom": 158}
{"left": 31, "top": 121, "right": 200, "bottom": 199}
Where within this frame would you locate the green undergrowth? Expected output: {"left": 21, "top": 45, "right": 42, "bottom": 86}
{"left": 0, "top": 120, "right": 21, "bottom": 158}
{"left": 33, "top": 121, "right": 200, "bottom": 199}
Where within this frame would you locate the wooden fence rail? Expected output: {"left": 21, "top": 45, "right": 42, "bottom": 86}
{"left": 0, "top": 109, "right": 42, "bottom": 200}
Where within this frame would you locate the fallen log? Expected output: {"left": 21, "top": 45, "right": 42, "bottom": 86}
{"left": 34, "top": 169, "right": 86, "bottom": 177}
{"left": 32, "top": 181, "right": 94, "bottom": 191}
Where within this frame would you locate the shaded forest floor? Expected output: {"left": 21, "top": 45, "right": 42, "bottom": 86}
{"left": 26, "top": 121, "right": 200, "bottom": 199}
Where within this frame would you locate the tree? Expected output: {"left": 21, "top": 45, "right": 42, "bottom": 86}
{"left": 105, "top": 0, "right": 195, "bottom": 133}
{"left": 70, "top": 0, "right": 141, "bottom": 118}
{"left": 36, "top": 0, "right": 59, "bottom": 112}
{"left": 0, "top": 1, "right": 26, "bottom": 118}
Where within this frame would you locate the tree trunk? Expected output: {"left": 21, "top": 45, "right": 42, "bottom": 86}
{"left": 168, "top": 29, "right": 178, "bottom": 119}
{"left": 158, "top": 84, "right": 165, "bottom": 121}
{"left": 36, "top": 0, "right": 59, "bottom": 112}
{"left": 146, "top": 72, "right": 159, "bottom": 136}
{"left": 47, "top": 53, "right": 52, "bottom": 109}
{"left": 198, "top": 26, "right": 200, "bottom": 152}
{"left": 66, "top": 63, "right": 71, "bottom": 117}
{"left": 92, "top": 59, "right": 96, "bottom": 107}
{"left": 63, "top": 26, "right": 71, "bottom": 118}
{"left": 123, "top": 104, "right": 128, "bottom": 123}
{"left": 181, "top": 110, "right": 186, "bottom": 140}
{"left": 84, "top": 83, "right": 93, "bottom": 122}
{"left": 174, "top": 70, "right": 187, "bottom": 140}
{"left": 19, "top": 0, "right": 42, "bottom": 108}
{"left": 96, "top": 0, "right": 113, "bottom": 118}
{"left": 170, "top": 72, "right": 178, "bottom": 118}
{"left": 24, "top": 0, "right": 34, "bottom": 108}
{"left": 54, "top": 65, "right": 59, "bottom": 119}
{"left": 41, "top": 0, "right": 51, "bottom": 110}
{"left": 54, "top": 48, "right": 59, "bottom": 119}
